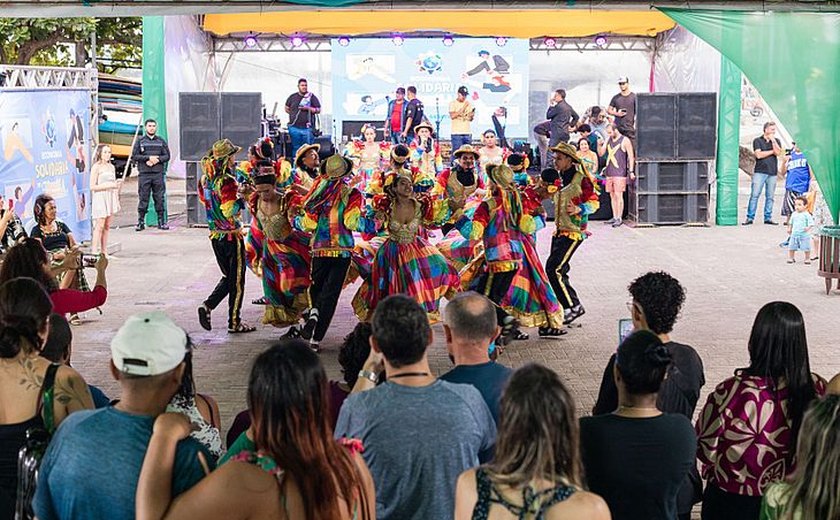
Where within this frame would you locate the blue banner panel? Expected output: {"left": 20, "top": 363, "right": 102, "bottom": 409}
{"left": 0, "top": 89, "right": 91, "bottom": 241}
{"left": 331, "top": 37, "right": 530, "bottom": 140}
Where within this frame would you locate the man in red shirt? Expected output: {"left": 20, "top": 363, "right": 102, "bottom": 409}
{"left": 385, "top": 87, "right": 408, "bottom": 144}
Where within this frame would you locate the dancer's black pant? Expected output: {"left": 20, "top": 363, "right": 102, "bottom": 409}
{"left": 475, "top": 269, "right": 516, "bottom": 324}
{"left": 310, "top": 256, "right": 351, "bottom": 342}
{"left": 137, "top": 172, "right": 166, "bottom": 223}
{"left": 545, "top": 235, "right": 582, "bottom": 310}
{"left": 204, "top": 236, "right": 246, "bottom": 329}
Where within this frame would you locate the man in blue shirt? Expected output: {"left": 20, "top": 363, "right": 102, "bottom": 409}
{"left": 781, "top": 143, "right": 815, "bottom": 225}
{"left": 34, "top": 312, "right": 214, "bottom": 520}
{"left": 440, "top": 291, "right": 513, "bottom": 425}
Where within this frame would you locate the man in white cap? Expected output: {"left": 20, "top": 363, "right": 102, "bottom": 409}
{"left": 608, "top": 77, "right": 637, "bottom": 142}
{"left": 34, "top": 312, "right": 213, "bottom": 520}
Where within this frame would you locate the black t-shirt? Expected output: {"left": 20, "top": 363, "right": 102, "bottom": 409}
{"left": 406, "top": 98, "right": 424, "bottom": 132}
{"left": 286, "top": 92, "right": 321, "bottom": 129}
{"left": 30, "top": 221, "right": 72, "bottom": 251}
{"left": 593, "top": 341, "right": 705, "bottom": 419}
{"left": 580, "top": 413, "right": 696, "bottom": 520}
{"left": 610, "top": 92, "right": 637, "bottom": 131}
{"left": 753, "top": 136, "right": 782, "bottom": 175}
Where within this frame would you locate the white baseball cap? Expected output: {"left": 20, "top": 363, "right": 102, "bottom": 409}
{"left": 111, "top": 311, "right": 188, "bottom": 376}
{"left": 618, "top": 76, "right": 629, "bottom": 84}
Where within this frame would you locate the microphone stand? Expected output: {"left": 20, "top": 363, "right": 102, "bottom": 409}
{"left": 434, "top": 96, "right": 442, "bottom": 139}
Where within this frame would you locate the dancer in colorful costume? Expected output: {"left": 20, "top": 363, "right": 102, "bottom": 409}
{"left": 408, "top": 122, "right": 441, "bottom": 193}
{"left": 291, "top": 143, "right": 320, "bottom": 195}
{"left": 297, "top": 153, "right": 366, "bottom": 351}
{"left": 343, "top": 123, "right": 390, "bottom": 197}
{"left": 543, "top": 142, "right": 599, "bottom": 326}
{"left": 434, "top": 144, "right": 486, "bottom": 236}
{"left": 353, "top": 168, "right": 464, "bottom": 323}
{"left": 244, "top": 140, "right": 312, "bottom": 331}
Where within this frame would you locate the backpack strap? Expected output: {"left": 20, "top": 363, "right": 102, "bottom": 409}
{"left": 36, "top": 363, "right": 61, "bottom": 434}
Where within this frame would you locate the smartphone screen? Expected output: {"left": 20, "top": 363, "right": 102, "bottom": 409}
{"left": 618, "top": 318, "right": 634, "bottom": 345}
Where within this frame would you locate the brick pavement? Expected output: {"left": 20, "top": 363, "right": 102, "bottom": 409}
{"left": 74, "top": 175, "right": 840, "bottom": 435}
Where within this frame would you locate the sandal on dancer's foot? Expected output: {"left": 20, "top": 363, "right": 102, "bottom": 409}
{"left": 539, "top": 327, "right": 568, "bottom": 338}
{"left": 804, "top": 260, "right": 812, "bottom": 265}
{"left": 787, "top": 259, "right": 796, "bottom": 264}
{"left": 228, "top": 322, "right": 256, "bottom": 334}
{"left": 512, "top": 329, "right": 529, "bottom": 341}
{"left": 252, "top": 296, "right": 268, "bottom": 305}
{"left": 498, "top": 316, "right": 519, "bottom": 347}
{"left": 309, "top": 340, "right": 321, "bottom": 353}
{"left": 302, "top": 309, "right": 319, "bottom": 341}
{"left": 198, "top": 305, "right": 212, "bottom": 331}
{"left": 563, "top": 305, "right": 586, "bottom": 326}
{"left": 68, "top": 313, "right": 82, "bottom": 326}
{"left": 281, "top": 325, "right": 301, "bottom": 339}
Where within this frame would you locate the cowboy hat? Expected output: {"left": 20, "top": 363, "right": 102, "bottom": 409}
{"left": 294, "top": 143, "right": 321, "bottom": 167}
{"left": 452, "top": 144, "right": 480, "bottom": 160}
{"left": 486, "top": 164, "right": 514, "bottom": 189}
{"left": 391, "top": 144, "right": 411, "bottom": 164}
{"left": 208, "top": 138, "right": 242, "bottom": 160}
{"left": 413, "top": 121, "right": 434, "bottom": 133}
{"left": 319, "top": 153, "right": 354, "bottom": 179}
{"left": 549, "top": 142, "right": 581, "bottom": 164}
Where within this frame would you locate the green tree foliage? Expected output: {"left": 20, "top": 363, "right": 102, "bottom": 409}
{"left": 0, "top": 17, "right": 142, "bottom": 72}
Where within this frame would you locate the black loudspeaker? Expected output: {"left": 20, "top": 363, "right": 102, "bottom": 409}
{"left": 221, "top": 93, "right": 262, "bottom": 152}
{"left": 628, "top": 191, "right": 709, "bottom": 225}
{"left": 185, "top": 162, "right": 207, "bottom": 227}
{"left": 635, "top": 161, "right": 709, "bottom": 193}
{"left": 676, "top": 93, "right": 717, "bottom": 159}
{"left": 179, "top": 93, "right": 219, "bottom": 161}
{"left": 314, "top": 135, "right": 335, "bottom": 158}
{"left": 636, "top": 94, "right": 677, "bottom": 160}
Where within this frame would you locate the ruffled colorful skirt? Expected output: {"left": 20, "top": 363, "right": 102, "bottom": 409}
{"left": 461, "top": 233, "right": 564, "bottom": 329}
{"left": 246, "top": 228, "right": 312, "bottom": 327}
{"left": 353, "top": 236, "right": 460, "bottom": 322}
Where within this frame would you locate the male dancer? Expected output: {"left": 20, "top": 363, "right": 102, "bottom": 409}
{"left": 197, "top": 139, "right": 255, "bottom": 333}
{"left": 543, "top": 142, "right": 599, "bottom": 326}
{"left": 435, "top": 144, "right": 485, "bottom": 235}
{"left": 291, "top": 143, "right": 320, "bottom": 194}
{"left": 298, "top": 153, "right": 365, "bottom": 351}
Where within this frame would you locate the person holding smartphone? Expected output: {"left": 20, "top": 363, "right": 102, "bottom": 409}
{"left": 0, "top": 195, "right": 26, "bottom": 254}
{"left": 608, "top": 77, "right": 637, "bottom": 142}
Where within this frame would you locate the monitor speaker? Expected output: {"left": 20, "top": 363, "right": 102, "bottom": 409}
{"left": 636, "top": 94, "right": 676, "bottom": 160}
{"left": 221, "top": 93, "right": 262, "bottom": 152}
{"left": 179, "top": 93, "right": 219, "bottom": 161}
{"left": 676, "top": 93, "right": 717, "bottom": 159}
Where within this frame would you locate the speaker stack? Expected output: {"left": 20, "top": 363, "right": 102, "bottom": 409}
{"left": 630, "top": 93, "right": 716, "bottom": 226}
{"left": 180, "top": 92, "right": 262, "bottom": 226}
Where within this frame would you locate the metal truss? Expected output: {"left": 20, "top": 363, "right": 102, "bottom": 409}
{"left": 529, "top": 37, "right": 655, "bottom": 52}
{"left": 213, "top": 37, "right": 332, "bottom": 53}
{"left": 0, "top": 65, "right": 97, "bottom": 90}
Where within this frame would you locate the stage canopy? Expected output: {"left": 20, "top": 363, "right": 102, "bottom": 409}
{"left": 202, "top": 10, "right": 676, "bottom": 38}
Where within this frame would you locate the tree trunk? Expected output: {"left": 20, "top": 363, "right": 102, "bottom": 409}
{"left": 15, "top": 35, "right": 62, "bottom": 65}
{"left": 75, "top": 42, "right": 88, "bottom": 68}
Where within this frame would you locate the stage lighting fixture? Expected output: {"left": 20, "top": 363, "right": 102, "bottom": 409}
{"left": 392, "top": 34, "right": 405, "bottom": 46}
{"left": 495, "top": 37, "right": 508, "bottom": 47}
{"left": 338, "top": 36, "right": 351, "bottom": 47}
{"left": 544, "top": 37, "right": 557, "bottom": 48}
{"left": 243, "top": 34, "right": 258, "bottom": 48}
{"left": 442, "top": 35, "right": 454, "bottom": 47}
{"left": 291, "top": 36, "right": 305, "bottom": 48}
{"left": 594, "top": 34, "right": 608, "bottom": 48}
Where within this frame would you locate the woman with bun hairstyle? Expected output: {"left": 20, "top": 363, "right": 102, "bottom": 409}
{"left": 0, "top": 278, "right": 94, "bottom": 517}
{"left": 579, "top": 329, "right": 696, "bottom": 520}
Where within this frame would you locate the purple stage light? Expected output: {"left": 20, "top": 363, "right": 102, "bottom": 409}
{"left": 594, "top": 34, "right": 608, "bottom": 47}
{"left": 291, "top": 36, "right": 305, "bottom": 48}
{"left": 544, "top": 37, "right": 557, "bottom": 48}
{"left": 243, "top": 34, "right": 258, "bottom": 48}
{"left": 495, "top": 36, "right": 508, "bottom": 47}
{"left": 392, "top": 34, "right": 405, "bottom": 46}
{"left": 442, "top": 35, "right": 454, "bottom": 47}
{"left": 338, "top": 36, "right": 351, "bottom": 47}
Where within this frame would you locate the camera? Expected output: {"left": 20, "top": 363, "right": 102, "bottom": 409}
{"left": 81, "top": 254, "right": 98, "bottom": 268}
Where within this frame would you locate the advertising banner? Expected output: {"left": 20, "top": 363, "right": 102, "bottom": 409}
{"left": 0, "top": 89, "right": 91, "bottom": 241}
{"left": 331, "top": 37, "right": 530, "bottom": 141}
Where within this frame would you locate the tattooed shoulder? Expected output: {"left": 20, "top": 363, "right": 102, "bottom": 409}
{"left": 54, "top": 367, "right": 94, "bottom": 410}
{"left": 17, "top": 357, "right": 44, "bottom": 391}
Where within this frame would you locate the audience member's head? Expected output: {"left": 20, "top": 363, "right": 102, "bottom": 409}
{"left": 744, "top": 301, "right": 816, "bottom": 446}
{"left": 338, "top": 322, "right": 373, "bottom": 387}
{"left": 615, "top": 330, "right": 672, "bottom": 396}
{"left": 0, "top": 277, "right": 53, "bottom": 359}
{"left": 41, "top": 313, "right": 72, "bottom": 364}
{"left": 777, "top": 395, "right": 840, "bottom": 519}
{"left": 0, "top": 238, "right": 56, "bottom": 290}
{"left": 489, "top": 364, "right": 583, "bottom": 488}
{"left": 247, "top": 339, "right": 365, "bottom": 519}
{"left": 109, "top": 311, "right": 188, "bottom": 404}
{"left": 33, "top": 193, "right": 56, "bottom": 225}
{"left": 371, "top": 294, "right": 431, "bottom": 369}
{"left": 578, "top": 124, "right": 592, "bottom": 135}
{"left": 628, "top": 271, "right": 686, "bottom": 335}
{"left": 443, "top": 292, "right": 499, "bottom": 362}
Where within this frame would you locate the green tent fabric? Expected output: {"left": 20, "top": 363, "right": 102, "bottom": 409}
{"left": 141, "top": 16, "right": 168, "bottom": 226}
{"left": 716, "top": 55, "right": 741, "bottom": 226}
{"left": 661, "top": 8, "right": 840, "bottom": 223}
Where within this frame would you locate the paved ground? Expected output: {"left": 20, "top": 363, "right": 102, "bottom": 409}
{"left": 76, "top": 174, "right": 840, "bottom": 436}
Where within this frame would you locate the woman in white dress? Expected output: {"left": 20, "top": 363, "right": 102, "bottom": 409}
{"left": 90, "top": 144, "right": 121, "bottom": 254}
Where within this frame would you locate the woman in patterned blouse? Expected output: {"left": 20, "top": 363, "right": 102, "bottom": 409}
{"left": 696, "top": 301, "right": 826, "bottom": 520}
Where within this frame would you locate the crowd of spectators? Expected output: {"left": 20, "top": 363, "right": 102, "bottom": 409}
{"left": 0, "top": 267, "right": 838, "bottom": 520}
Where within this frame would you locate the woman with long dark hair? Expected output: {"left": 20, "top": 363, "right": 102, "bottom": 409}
{"left": 136, "top": 339, "right": 375, "bottom": 520}
{"left": 0, "top": 238, "right": 107, "bottom": 316}
{"left": 165, "top": 349, "right": 222, "bottom": 458}
{"left": 760, "top": 394, "right": 840, "bottom": 520}
{"left": 697, "top": 302, "right": 826, "bottom": 520}
{"left": 0, "top": 278, "right": 94, "bottom": 517}
{"left": 455, "top": 363, "right": 610, "bottom": 519}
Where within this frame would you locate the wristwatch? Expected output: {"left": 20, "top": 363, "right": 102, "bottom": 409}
{"left": 358, "top": 369, "right": 379, "bottom": 384}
